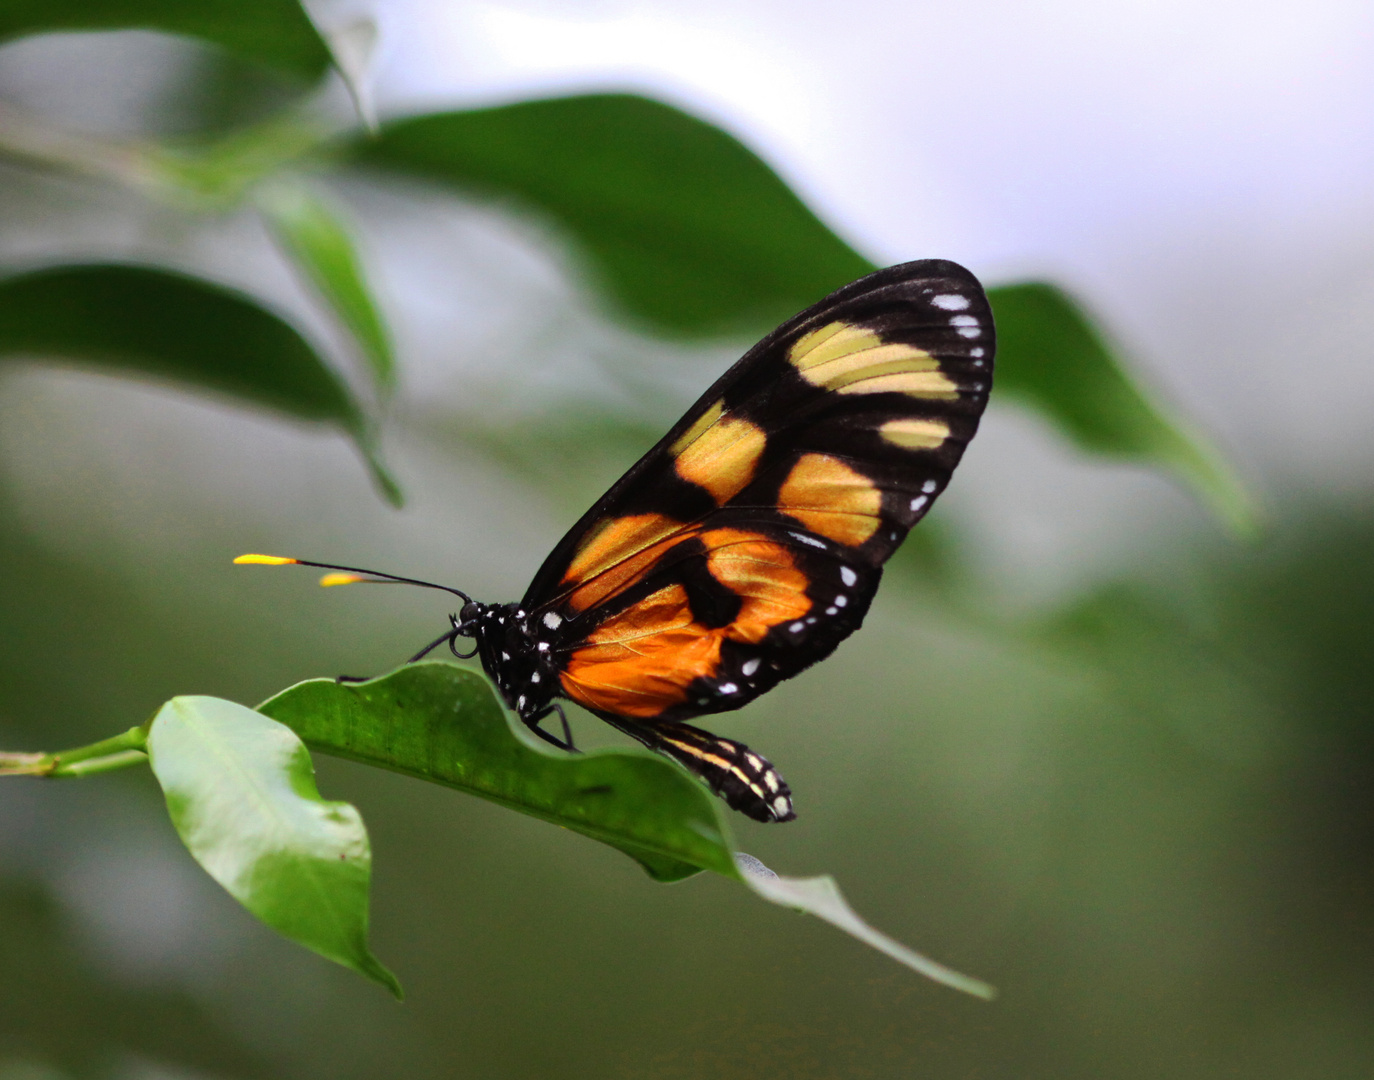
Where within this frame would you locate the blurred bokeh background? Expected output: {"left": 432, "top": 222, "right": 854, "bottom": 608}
{"left": 1, "top": 1, "right": 1372, "bottom": 1077}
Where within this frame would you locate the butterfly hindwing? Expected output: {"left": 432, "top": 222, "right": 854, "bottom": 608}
{"left": 599, "top": 715, "right": 796, "bottom": 823}
{"left": 547, "top": 517, "right": 880, "bottom": 722}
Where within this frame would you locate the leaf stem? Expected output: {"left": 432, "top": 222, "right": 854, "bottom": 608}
{"left": 0, "top": 726, "right": 148, "bottom": 778}
{"left": 0, "top": 100, "right": 165, "bottom": 192}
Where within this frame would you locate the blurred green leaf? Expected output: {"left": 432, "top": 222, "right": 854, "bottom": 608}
{"left": 348, "top": 93, "right": 1249, "bottom": 529}
{"left": 0, "top": 263, "right": 400, "bottom": 504}
{"left": 260, "top": 180, "right": 395, "bottom": 394}
{"left": 990, "top": 282, "right": 1258, "bottom": 534}
{"left": 146, "top": 695, "right": 402, "bottom": 998}
{"left": 152, "top": 114, "right": 330, "bottom": 207}
{"left": 257, "top": 662, "right": 737, "bottom": 883}
{"left": 348, "top": 93, "right": 875, "bottom": 337}
{"left": 0, "top": 0, "right": 333, "bottom": 82}
{"left": 734, "top": 854, "right": 996, "bottom": 999}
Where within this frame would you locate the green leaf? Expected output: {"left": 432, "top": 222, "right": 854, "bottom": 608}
{"left": 0, "top": 263, "right": 400, "bottom": 504}
{"left": 348, "top": 93, "right": 1249, "bottom": 529}
{"left": 259, "top": 180, "right": 396, "bottom": 394}
{"left": 733, "top": 854, "right": 996, "bottom": 999}
{"left": 989, "top": 282, "right": 1258, "bottom": 535}
{"left": 257, "top": 662, "right": 737, "bottom": 883}
{"left": 0, "top": 0, "right": 333, "bottom": 83}
{"left": 257, "top": 663, "right": 993, "bottom": 996}
{"left": 348, "top": 93, "right": 875, "bottom": 337}
{"left": 146, "top": 695, "right": 401, "bottom": 998}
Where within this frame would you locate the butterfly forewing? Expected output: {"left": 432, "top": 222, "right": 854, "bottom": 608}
{"left": 523, "top": 259, "right": 994, "bottom": 732}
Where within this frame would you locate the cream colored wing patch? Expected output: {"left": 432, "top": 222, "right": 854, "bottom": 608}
{"left": 788, "top": 321, "right": 958, "bottom": 399}
{"left": 879, "top": 417, "right": 950, "bottom": 450}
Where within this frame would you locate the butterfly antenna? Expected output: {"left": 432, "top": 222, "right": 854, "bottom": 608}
{"left": 234, "top": 554, "right": 474, "bottom": 605}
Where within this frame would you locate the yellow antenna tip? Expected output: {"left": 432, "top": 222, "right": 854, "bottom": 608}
{"left": 319, "top": 572, "right": 367, "bottom": 587}
{"left": 234, "top": 554, "right": 299, "bottom": 565}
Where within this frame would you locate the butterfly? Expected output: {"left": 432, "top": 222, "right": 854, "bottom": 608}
{"left": 238, "top": 259, "right": 994, "bottom": 823}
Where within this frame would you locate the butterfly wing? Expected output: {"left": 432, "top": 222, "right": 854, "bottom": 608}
{"left": 520, "top": 260, "right": 993, "bottom": 818}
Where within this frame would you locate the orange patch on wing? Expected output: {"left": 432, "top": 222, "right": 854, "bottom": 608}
{"left": 561, "top": 584, "right": 714, "bottom": 716}
{"left": 561, "top": 532, "right": 810, "bottom": 718}
{"left": 562, "top": 513, "right": 686, "bottom": 613}
{"left": 778, "top": 453, "right": 882, "bottom": 546}
{"left": 673, "top": 414, "right": 767, "bottom": 504}
{"left": 668, "top": 399, "right": 724, "bottom": 455}
{"left": 702, "top": 529, "right": 812, "bottom": 643}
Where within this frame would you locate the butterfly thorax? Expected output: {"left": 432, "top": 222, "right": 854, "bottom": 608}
{"left": 465, "top": 601, "right": 559, "bottom": 721}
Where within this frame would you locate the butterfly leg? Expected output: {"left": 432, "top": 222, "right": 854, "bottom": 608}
{"left": 524, "top": 703, "right": 577, "bottom": 752}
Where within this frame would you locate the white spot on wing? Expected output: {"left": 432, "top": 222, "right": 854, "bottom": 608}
{"left": 951, "top": 314, "right": 981, "bottom": 339}
{"left": 840, "top": 566, "right": 857, "bottom": 587}
{"left": 746, "top": 753, "right": 762, "bottom": 770}
{"left": 789, "top": 622, "right": 804, "bottom": 633}
{"left": 530, "top": 673, "right": 540, "bottom": 683}
{"left": 772, "top": 795, "right": 791, "bottom": 817}
{"left": 502, "top": 652, "right": 511, "bottom": 661}
{"left": 742, "top": 657, "right": 761, "bottom": 677}
{"left": 790, "top": 531, "right": 827, "bottom": 550}
{"left": 825, "top": 606, "right": 838, "bottom": 615}
{"left": 719, "top": 682, "right": 738, "bottom": 694}
{"left": 537, "top": 641, "right": 549, "bottom": 652}
{"left": 970, "top": 347, "right": 984, "bottom": 358}
{"left": 922, "top": 480, "right": 937, "bottom": 493}
{"left": 765, "top": 772, "right": 779, "bottom": 792}
{"left": 517, "top": 695, "right": 526, "bottom": 710}
{"left": 910, "top": 494, "right": 929, "bottom": 513}
{"left": 834, "top": 595, "right": 847, "bottom": 608}
{"left": 543, "top": 612, "right": 562, "bottom": 630}
{"left": 931, "top": 294, "right": 969, "bottom": 311}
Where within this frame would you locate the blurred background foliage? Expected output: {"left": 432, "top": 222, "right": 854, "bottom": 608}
{"left": 0, "top": 1, "right": 1371, "bottom": 1078}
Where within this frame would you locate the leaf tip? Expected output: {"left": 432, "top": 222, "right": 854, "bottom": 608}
{"left": 372, "top": 962, "right": 405, "bottom": 1002}
{"left": 734, "top": 854, "right": 998, "bottom": 1001}
{"left": 360, "top": 446, "right": 404, "bottom": 507}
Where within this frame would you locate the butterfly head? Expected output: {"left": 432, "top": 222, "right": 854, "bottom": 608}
{"left": 460, "top": 602, "right": 559, "bottom": 721}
